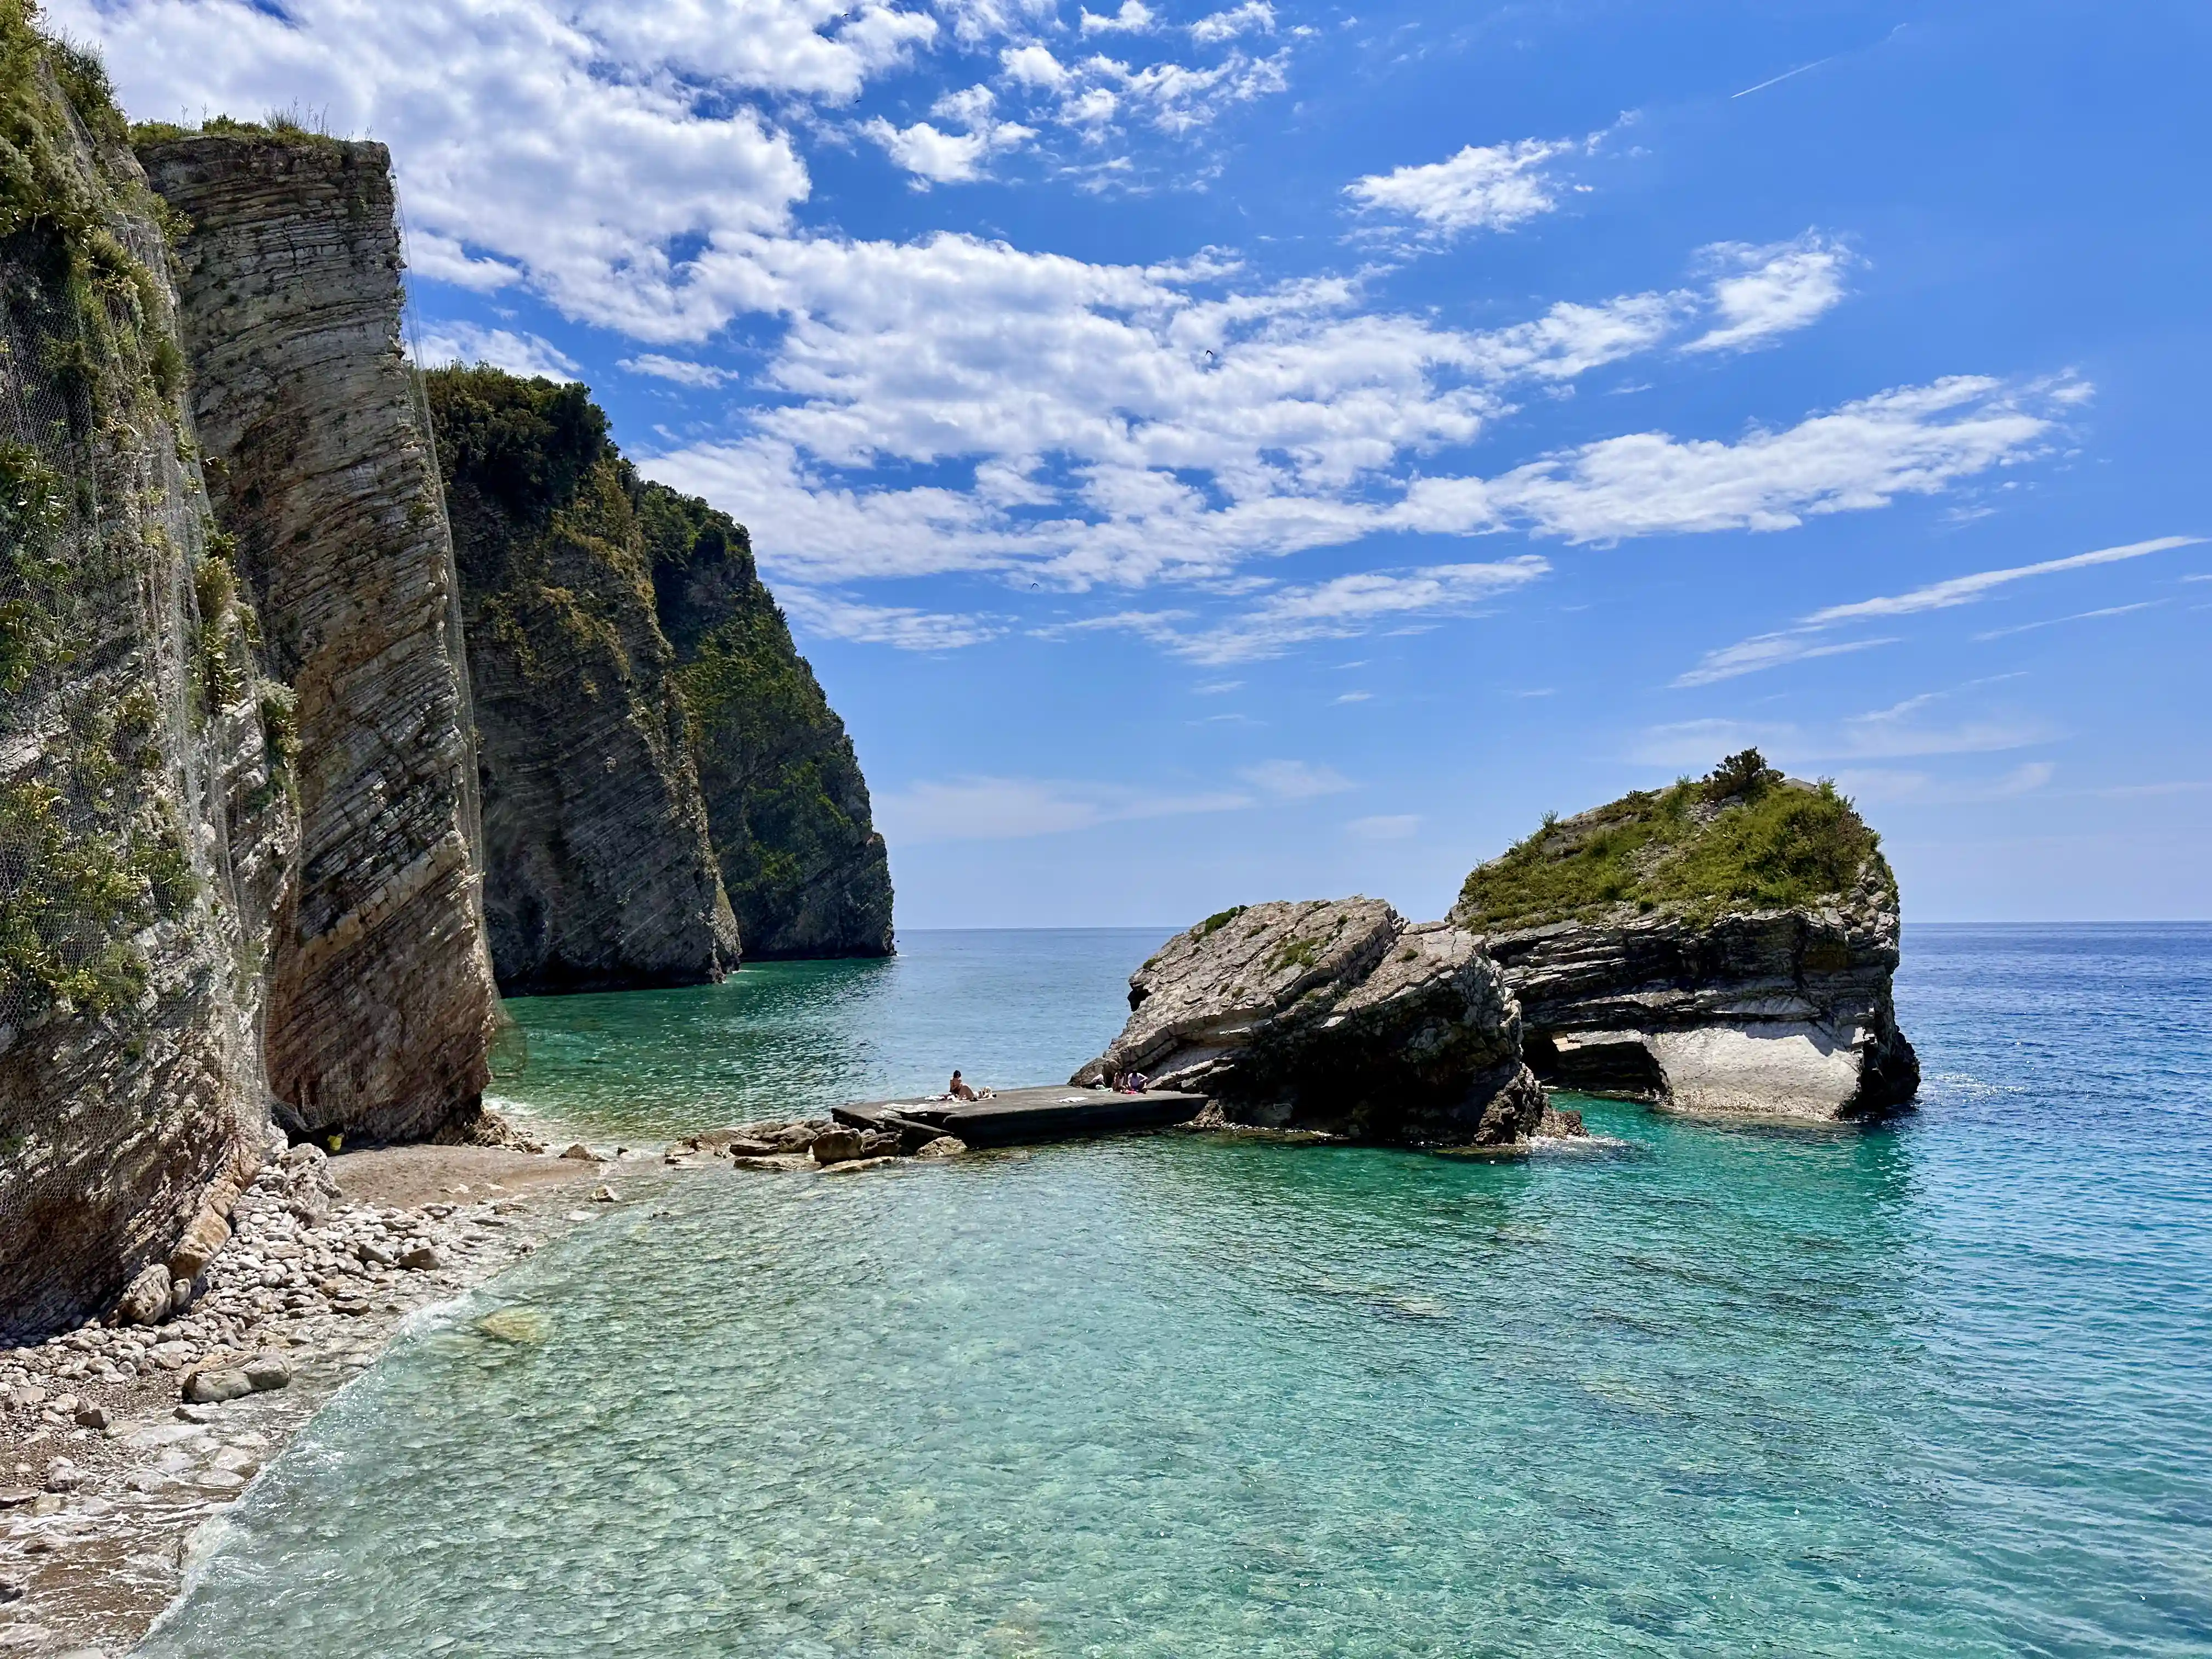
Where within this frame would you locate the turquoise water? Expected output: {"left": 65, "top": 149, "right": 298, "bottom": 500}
{"left": 142, "top": 926, "right": 2212, "bottom": 1656}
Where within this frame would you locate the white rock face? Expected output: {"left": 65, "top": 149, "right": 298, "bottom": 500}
{"left": 1647, "top": 1024, "right": 1865, "bottom": 1120}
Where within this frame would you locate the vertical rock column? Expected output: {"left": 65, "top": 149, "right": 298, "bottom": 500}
{"left": 138, "top": 132, "right": 497, "bottom": 1144}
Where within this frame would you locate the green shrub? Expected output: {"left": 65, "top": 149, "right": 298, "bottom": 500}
{"left": 1455, "top": 751, "right": 1889, "bottom": 929}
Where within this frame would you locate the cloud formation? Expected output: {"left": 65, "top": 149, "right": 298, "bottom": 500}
{"left": 1684, "top": 234, "right": 1854, "bottom": 353}
{"left": 650, "top": 238, "right": 1996, "bottom": 603}
{"left": 415, "top": 322, "right": 578, "bottom": 379}
{"left": 1347, "top": 137, "right": 1581, "bottom": 240}
{"left": 1678, "top": 532, "right": 2200, "bottom": 684}
{"left": 874, "top": 774, "right": 1251, "bottom": 842}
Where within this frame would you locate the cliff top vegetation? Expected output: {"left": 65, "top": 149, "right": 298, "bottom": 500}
{"left": 129, "top": 109, "right": 348, "bottom": 153}
{"left": 1453, "top": 751, "right": 1892, "bottom": 931}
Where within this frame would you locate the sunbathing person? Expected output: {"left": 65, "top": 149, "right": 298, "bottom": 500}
{"left": 949, "top": 1070, "right": 980, "bottom": 1101}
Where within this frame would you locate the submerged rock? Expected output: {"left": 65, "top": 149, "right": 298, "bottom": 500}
{"left": 1456, "top": 752, "right": 1920, "bottom": 1121}
{"left": 1074, "top": 899, "right": 1544, "bottom": 1147}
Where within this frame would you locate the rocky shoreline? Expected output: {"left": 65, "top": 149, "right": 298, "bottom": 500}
{"left": 0, "top": 1109, "right": 991, "bottom": 1656}
{"left": 0, "top": 1133, "right": 613, "bottom": 1657}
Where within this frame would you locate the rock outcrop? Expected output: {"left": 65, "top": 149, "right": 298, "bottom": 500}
{"left": 1455, "top": 752, "right": 1919, "bottom": 1121}
{"left": 427, "top": 368, "right": 738, "bottom": 993}
{"left": 1, "top": 20, "right": 294, "bottom": 1339}
{"left": 1073, "top": 899, "right": 1546, "bottom": 1146}
{"left": 640, "top": 483, "right": 894, "bottom": 958}
{"left": 137, "top": 129, "right": 499, "bottom": 1145}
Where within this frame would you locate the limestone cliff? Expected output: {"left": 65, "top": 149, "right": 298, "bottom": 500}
{"left": 1454, "top": 752, "right": 1920, "bottom": 1120}
{"left": 1074, "top": 898, "right": 1547, "bottom": 1146}
{"left": 137, "top": 129, "right": 499, "bottom": 1145}
{"left": 639, "top": 484, "right": 894, "bottom": 959}
{"left": 427, "top": 368, "right": 738, "bottom": 993}
{"left": 0, "top": 13, "right": 294, "bottom": 1338}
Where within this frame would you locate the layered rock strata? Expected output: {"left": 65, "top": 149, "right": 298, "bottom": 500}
{"left": 1456, "top": 756, "right": 1920, "bottom": 1121}
{"left": 427, "top": 369, "right": 738, "bottom": 993}
{"left": 1074, "top": 898, "right": 1547, "bottom": 1146}
{"left": 138, "top": 130, "right": 499, "bottom": 1144}
{"left": 640, "top": 484, "right": 894, "bottom": 958}
{"left": 1, "top": 20, "right": 294, "bottom": 1339}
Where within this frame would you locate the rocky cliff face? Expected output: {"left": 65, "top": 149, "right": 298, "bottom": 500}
{"left": 1074, "top": 898, "right": 1547, "bottom": 1146}
{"left": 1455, "top": 754, "right": 1919, "bottom": 1120}
{"left": 640, "top": 484, "right": 893, "bottom": 959}
{"left": 428, "top": 369, "right": 738, "bottom": 993}
{"left": 1, "top": 18, "right": 294, "bottom": 1338}
{"left": 138, "top": 130, "right": 499, "bottom": 1145}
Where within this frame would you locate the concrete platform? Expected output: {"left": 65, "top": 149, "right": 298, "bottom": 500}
{"left": 833, "top": 1085, "right": 1207, "bottom": 1149}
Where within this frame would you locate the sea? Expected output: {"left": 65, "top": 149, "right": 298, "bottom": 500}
{"left": 139, "top": 924, "right": 2212, "bottom": 1657}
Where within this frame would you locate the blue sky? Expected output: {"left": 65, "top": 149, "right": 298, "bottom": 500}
{"left": 70, "top": 0, "right": 2211, "bottom": 925}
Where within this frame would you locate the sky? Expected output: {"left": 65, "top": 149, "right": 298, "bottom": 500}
{"left": 61, "top": 0, "right": 2212, "bottom": 926}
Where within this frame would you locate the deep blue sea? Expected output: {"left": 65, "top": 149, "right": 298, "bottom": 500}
{"left": 140, "top": 925, "right": 2212, "bottom": 1657}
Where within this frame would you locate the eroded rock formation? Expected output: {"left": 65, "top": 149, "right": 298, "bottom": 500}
{"left": 1455, "top": 753, "right": 1920, "bottom": 1120}
{"left": 1, "top": 23, "right": 294, "bottom": 1338}
{"left": 1074, "top": 898, "right": 1547, "bottom": 1146}
{"left": 428, "top": 369, "right": 738, "bottom": 993}
{"left": 640, "top": 484, "right": 894, "bottom": 959}
{"left": 138, "top": 129, "right": 499, "bottom": 1145}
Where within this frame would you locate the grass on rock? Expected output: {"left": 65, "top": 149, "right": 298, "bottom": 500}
{"left": 1454, "top": 751, "right": 1892, "bottom": 930}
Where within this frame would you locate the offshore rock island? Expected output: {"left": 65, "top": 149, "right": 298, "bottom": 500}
{"left": 1080, "top": 752, "right": 1918, "bottom": 1147}
{"left": 1457, "top": 751, "right": 1920, "bottom": 1121}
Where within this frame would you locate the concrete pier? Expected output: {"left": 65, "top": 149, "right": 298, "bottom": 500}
{"left": 833, "top": 1085, "right": 1207, "bottom": 1149}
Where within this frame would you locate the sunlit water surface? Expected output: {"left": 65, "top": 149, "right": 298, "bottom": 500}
{"left": 143, "top": 926, "right": 2212, "bottom": 1656}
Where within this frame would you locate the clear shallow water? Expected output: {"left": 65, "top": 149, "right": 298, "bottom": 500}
{"left": 480, "top": 927, "right": 1172, "bottom": 1135}
{"left": 144, "top": 926, "right": 2212, "bottom": 1657}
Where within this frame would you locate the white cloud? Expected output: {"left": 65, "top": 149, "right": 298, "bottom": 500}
{"left": 776, "top": 589, "right": 1005, "bottom": 651}
{"left": 1239, "top": 759, "right": 1353, "bottom": 799}
{"left": 875, "top": 775, "right": 1252, "bottom": 843}
{"left": 1831, "top": 761, "right": 2055, "bottom": 805}
{"left": 1632, "top": 692, "right": 2056, "bottom": 771}
{"left": 652, "top": 228, "right": 2004, "bottom": 601}
{"left": 1679, "top": 532, "right": 2200, "bottom": 685}
{"left": 863, "top": 115, "right": 1035, "bottom": 184}
{"left": 1080, "top": 2, "right": 1155, "bottom": 33}
{"left": 1684, "top": 234, "right": 1854, "bottom": 353}
{"left": 1348, "top": 813, "right": 1421, "bottom": 839}
{"left": 1972, "top": 600, "right": 2162, "bottom": 642}
{"left": 414, "top": 322, "right": 578, "bottom": 379}
{"left": 1418, "top": 376, "right": 2064, "bottom": 547}
{"left": 619, "top": 353, "right": 735, "bottom": 388}
{"left": 58, "top": 0, "right": 821, "bottom": 343}
{"left": 1190, "top": 2, "right": 1275, "bottom": 44}
{"left": 1347, "top": 137, "right": 1579, "bottom": 239}
{"left": 1806, "top": 535, "right": 2199, "bottom": 625}
{"left": 1182, "top": 560, "right": 1548, "bottom": 662}
{"left": 1001, "top": 43, "right": 1070, "bottom": 88}
{"left": 1673, "top": 633, "right": 1900, "bottom": 686}
{"left": 1334, "top": 690, "right": 1373, "bottom": 703}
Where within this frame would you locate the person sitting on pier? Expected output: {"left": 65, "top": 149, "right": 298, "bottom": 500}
{"left": 949, "top": 1070, "right": 980, "bottom": 1101}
